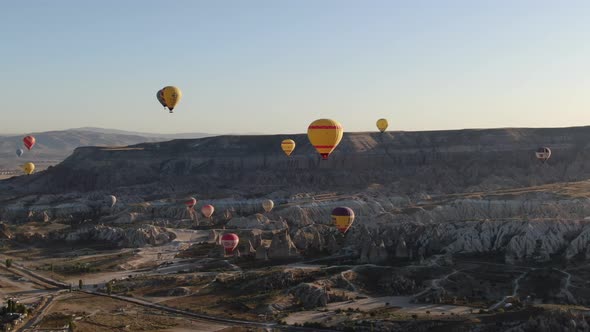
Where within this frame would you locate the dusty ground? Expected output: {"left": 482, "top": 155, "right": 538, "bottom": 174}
{"left": 40, "top": 292, "right": 230, "bottom": 332}
{"left": 285, "top": 296, "right": 473, "bottom": 325}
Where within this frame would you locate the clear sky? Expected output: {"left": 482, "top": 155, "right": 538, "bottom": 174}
{"left": 1, "top": 0, "right": 590, "bottom": 135}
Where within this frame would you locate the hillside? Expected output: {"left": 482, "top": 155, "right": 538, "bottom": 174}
{"left": 0, "top": 128, "right": 210, "bottom": 170}
{"left": 2, "top": 126, "right": 590, "bottom": 197}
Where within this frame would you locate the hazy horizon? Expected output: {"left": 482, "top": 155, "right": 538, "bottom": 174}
{"left": 5, "top": 123, "right": 590, "bottom": 137}
{"left": 2, "top": 1, "right": 590, "bottom": 135}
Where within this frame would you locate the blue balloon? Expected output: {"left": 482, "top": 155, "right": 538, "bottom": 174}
{"left": 16, "top": 149, "right": 23, "bottom": 157}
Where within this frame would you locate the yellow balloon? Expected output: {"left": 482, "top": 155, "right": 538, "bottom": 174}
{"left": 23, "top": 162, "right": 35, "bottom": 175}
{"left": 162, "top": 86, "right": 182, "bottom": 112}
{"left": 262, "top": 199, "right": 274, "bottom": 213}
{"left": 307, "top": 119, "right": 343, "bottom": 160}
{"left": 376, "top": 118, "right": 388, "bottom": 133}
{"left": 281, "top": 139, "right": 296, "bottom": 156}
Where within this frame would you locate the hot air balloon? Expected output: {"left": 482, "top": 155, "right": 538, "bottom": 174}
{"left": 107, "top": 195, "right": 117, "bottom": 208}
{"left": 262, "top": 199, "right": 274, "bottom": 213}
{"left": 220, "top": 233, "right": 239, "bottom": 255}
{"left": 156, "top": 89, "right": 167, "bottom": 109}
{"left": 536, "top": 147, "right": 551, "bottom": 163}
{"left": 331, "top": 207, "right": 355, "bottom": 234}
{"left": 162, "top": 86, "right": 182, "bottom": 113}
{"left": 184, "top": 197, "right": 197, "bottom": 209}
{"left": 376, "top": 119, "right": 388, "bottom": 133}
{"left": 22, "top": 162, "right": 35, "bottom": 175}
{"left": 307, "top": 119, "right": 343, "bottom": 160}
{"left": 16, "top": 149, "right": 23, "bottom": 157}
{"left": 23, "top": 136, "right": 35, "bottom": 150}
{"left": 281, "top": 139, "right": 296, "bottom": 157}
{"left": 201, "top": 204, "right": 214, "bottom": 218}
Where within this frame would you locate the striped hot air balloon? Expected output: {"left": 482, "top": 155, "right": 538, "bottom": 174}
{"left": 23, "top": 136, "right": 36, "bottom": 150}
{"left": 535, "top": 147, "right": 551, "bottom": 163}
{"left": 221, "top": 233, "right": 239, "bottom": 255}
{"left": 331, "top": 207, "right": 355, "bottom": 234}
{"left": 281, "top": 139, "right": 296, "bottom": 157}
{"left": 307, "top": 119, "right": 343, "bottom": 160}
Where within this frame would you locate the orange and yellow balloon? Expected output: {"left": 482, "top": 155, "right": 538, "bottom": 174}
{"left": 281, "top": 139, "right": 296, "bottom": 157}
{"left": 376, "top": 119, "right": 388, "bottom": 133}
{"left": 161, "top": 86, "right": 182, "bottom": 113}
{"left": 307, "top": 119, "right": 343, "bottom": 160}
{"left": 23, "top": 162, "right": 35, "bottom": 175}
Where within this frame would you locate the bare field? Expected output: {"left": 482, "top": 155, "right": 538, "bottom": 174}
{"left": 41, "top": 292, "right": 230, "bottom": 332}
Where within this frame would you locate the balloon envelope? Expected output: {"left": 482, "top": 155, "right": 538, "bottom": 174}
{"left": 23, "top": 162, "right": 35, "bottom": 175}
{"left": 220, "top": 233, "right": 239, "bottom": 255}
{"left": 331, "top": 207, "right": 355, "bottom": 234}
{"left": 16, "top": 149, "right": 23, "bottom": 157}
{"left": 23, "top": 136, "right": 35, "bottom": 150}
{"left": 201, "top": 204, "right": 215, "bottom": 218}
{"left": 162, "top": 86, "right": 182, "bottom": 111}
{"left": 536, "top": 147, "right": 551, "bottom": 162}
{"left": 262, "top": 199, "right": 274, "bottom": 213}
{"left": 281, "top": 139, "right": 296, "bottom": 156}
{"left": 376, "top": 119, "right": 388, "bottom": 133}
{"left": 107, "top": 195, "right": 117, "bottom": 208}
{"left": 156, "top": 89, "right": 167, "bottom": 109}
{"left": 184, "top": 197, "right": 197, "bottom": 209}
{"left": 307, "top": 119, "right": 343, "bottom": 160}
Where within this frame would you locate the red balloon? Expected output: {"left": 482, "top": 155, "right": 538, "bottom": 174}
{"left": 23, "top": 136, "right": 36, "bottom": 150}
{"left": 221, "top": 233, "right": 239, "bottom": 255}
{"left": 184, "top": 197, "right": 197, "bottom": 209}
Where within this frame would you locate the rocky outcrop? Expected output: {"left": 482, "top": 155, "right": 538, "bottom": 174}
{"left": 268, "top": 230, "right": 300, "bottom": 259}
{"left": 0, "top": 223, "right": 13, "bottom": 239}
{"left": 59, "top": 225, "right": 176, "bottom": 247}
{"left": 289, "top": 283, "right": 329, "bottom": 308}
{"left": 226, "top": 214, "right": 288, "bottom": 230}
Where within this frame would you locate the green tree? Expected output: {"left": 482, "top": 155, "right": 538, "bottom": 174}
{"left": 6, "top": 299, "right": 15, "bottom": 313}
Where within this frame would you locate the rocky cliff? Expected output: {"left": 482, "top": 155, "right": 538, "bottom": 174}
{"left": 2, "top": 126, "right": 590, "bottom": 197}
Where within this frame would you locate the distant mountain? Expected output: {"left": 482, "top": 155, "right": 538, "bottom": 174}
{"left": 0, "top": 128, "right": 211, "bottom": 170}
{"left": 73, "top": 127, "right": 211, "bottom": 139}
